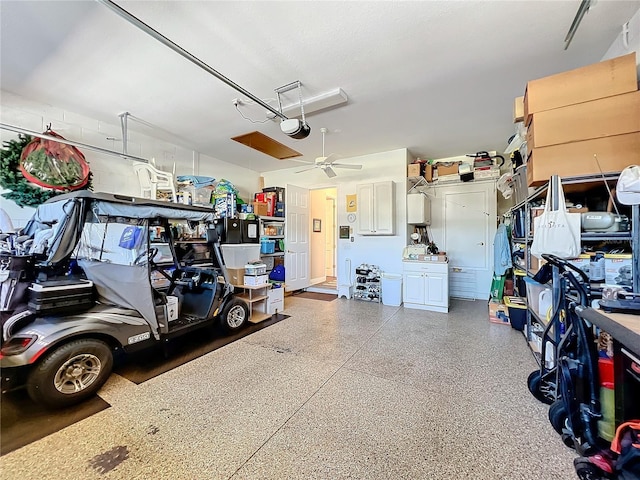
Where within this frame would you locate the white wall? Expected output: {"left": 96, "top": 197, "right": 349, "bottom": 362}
{"left": 262, "top": 148, "right": 410, "bottom": 286}
{"left": 310, "top": 189, "right": 326, "bottom": 283}
{"left": 0, "top": 90, "right": 261, "bottom": 229}
{"left": 602, "top": 6, "right": 640, "bottom": 72}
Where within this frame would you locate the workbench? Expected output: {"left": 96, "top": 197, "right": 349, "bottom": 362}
{"left": 576, "top": 306, "right": 640, "bottom": 427}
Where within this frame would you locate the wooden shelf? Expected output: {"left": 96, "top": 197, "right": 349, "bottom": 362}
{"left": 237, "top": 293, "right": 267, "bottom": 303}
{"left": 232, "top": 283, "right": 270, "bottom": 289}
{"left": 233, "top": 283, "right": 271, "bottom": 323}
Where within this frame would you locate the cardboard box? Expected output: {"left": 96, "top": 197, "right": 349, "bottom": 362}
{"left": 253, "top": 201, "right": 269, "bottom": 216}
{"left": 526, "top": 121, "right": 534, "bottom": 148}
{"left": 514, "top": 96, "right": 524, "bottom": 123}
{"left": 266, "top": 287, "right": 284, "bottom": 314}
{"left": 244, "top": 274, "right": 268, "bottom": 286}
{"left": 436, "top": 162, "right": 459, "bottom": 176}
{"left": 408, "top": 163, "right": 421, "bottom": 177}
{"left": 527, "top": 91, "right": 640, "bottom": 148}
{"left": 568, "top": 254, "right": 591, "bottom": 279}
{"left": 262, "top": 186, "right": 285, "bottom": 203}
{"left": 227, "top": 267, "right": 245, "bottom": 286}
{"left": 526, "top": 132, "right": 640, "bottom": 186}
{"left": 165, "top": 295, "right": 179, "bottom": 322}
{"left": 488, "top": 301, "right": 510, "bottom": 325}
{"left": 523, "top": 53, "right": 637, "bottom": 124}
{"left": 604, "top": 254, "right": 633, "bottom": 287}
{"left": 424, "top": 164, "right": 433, "bottom": 182}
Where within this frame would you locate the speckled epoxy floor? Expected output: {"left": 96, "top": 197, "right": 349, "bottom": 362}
{"left": 0, "top": 298, "right": 577, "bottom": 479}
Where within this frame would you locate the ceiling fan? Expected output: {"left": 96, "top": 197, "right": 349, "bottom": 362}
{"left": 295, "top": 128, "right": 362, "bottom": 178}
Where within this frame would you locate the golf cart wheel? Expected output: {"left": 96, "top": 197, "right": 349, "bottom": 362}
{"left": 548, "top": 399, "right": 569, "bottom": 435}
{"left": 527, "top": 370, "right": 553, "bottom": 405}
{"left": 220, "top": 298, "right": 249, "bottom": 332}
{"left": 27, "top": 339, "right": 113, "bottom": 408}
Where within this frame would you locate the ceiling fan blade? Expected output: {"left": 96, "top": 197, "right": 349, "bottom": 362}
{"left": 296, "top": 165, "right": 317, "bottom": 174}
{"left": 331, "top": 163, "right": 362, "bottom": 170}
{"left": 323, "top": 153, "right": 340, "bottom": 164}
{"left": 289, "top": 158, "right": 314, "bottom": 164}
{"left": 324, "top": 166, "right": 337, "bottom": 178}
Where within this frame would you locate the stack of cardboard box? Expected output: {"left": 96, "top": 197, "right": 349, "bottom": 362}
{"left": 523, "top": 52, "right": 640, "bottom": 186}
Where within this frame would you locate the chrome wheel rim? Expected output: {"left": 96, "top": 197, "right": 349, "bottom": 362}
{"left": 227, "top": 305, "right": 246, "bottom": 328}
{"left": 54, "top": 353, "right": 102, "bottom": 394}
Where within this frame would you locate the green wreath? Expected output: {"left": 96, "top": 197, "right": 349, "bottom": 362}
{"left": 0, "top": 134, "right": 93, "bottom": 208}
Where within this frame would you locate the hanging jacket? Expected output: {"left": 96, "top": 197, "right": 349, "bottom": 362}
{"left": 494, "top": 223, "right": 512, "bottom": 276}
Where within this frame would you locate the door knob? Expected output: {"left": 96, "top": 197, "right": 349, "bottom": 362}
{"left": 478, "top": 242, "right": 484, "bottom": 246}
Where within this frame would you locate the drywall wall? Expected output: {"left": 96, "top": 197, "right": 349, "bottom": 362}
{"left": 0, "top": 90, "right": 260, "bottom": 229}
{"left": 602, "top": 6, "right": 640, "bottom": 72}
{"left": 310, "top": 188, "right": 327, "bottom": 283}
{"left": 262, "top": 148, "right": 410, "bottom": 286}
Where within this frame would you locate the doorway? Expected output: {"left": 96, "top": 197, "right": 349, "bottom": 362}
{"left": 307, "top": 187, "right": 337, "bottom": 294}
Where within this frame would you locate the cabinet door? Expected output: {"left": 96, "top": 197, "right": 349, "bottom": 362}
{"left": 356, "top": 183, "right": 374, "bottom": 234}
{"left": 373, "top": 181, "right": 394, "bottom": 234}
{"left": 403, "top": 273, "right": 425, "bottom": 304}
{"left": 424, "top": 273, "right": 446, "bottom": 306}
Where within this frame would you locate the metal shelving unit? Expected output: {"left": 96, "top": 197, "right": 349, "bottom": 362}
{"left": 509, "top": 172, "right": 639, "bottom": 362}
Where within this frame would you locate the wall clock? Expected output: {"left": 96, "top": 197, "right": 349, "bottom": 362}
{"left": 347, "top": 213, "right": 356, "bottom": 223}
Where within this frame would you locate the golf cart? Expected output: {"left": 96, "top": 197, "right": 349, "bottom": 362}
{"left": 1, "top": 191, "right": 249, "bottom": 408}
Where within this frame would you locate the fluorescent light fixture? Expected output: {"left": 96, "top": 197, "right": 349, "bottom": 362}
{"left": 268, "top": 88, "right": 348, "bottom": 119}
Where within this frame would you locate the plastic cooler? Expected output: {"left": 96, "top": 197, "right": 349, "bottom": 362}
{"left": 503, "top": 296, "right": 527, "bottom": 331}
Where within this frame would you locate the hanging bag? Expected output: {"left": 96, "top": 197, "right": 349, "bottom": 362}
{"left": 530, "top": 180, "right": 581, "bottom": 259}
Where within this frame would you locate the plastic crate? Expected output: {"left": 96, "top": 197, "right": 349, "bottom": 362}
{"left": 504, "top": 296, "right": 527, "bottom": 331}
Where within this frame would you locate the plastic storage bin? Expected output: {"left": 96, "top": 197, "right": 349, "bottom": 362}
{"left": 260, "top": 239, "right": 275, "bottom": 254}
{"left": 245, "top": 263, "right": 267, "bottom": 275}
{"left": 503, "top": 296, "right": 527, "bottom": 331}
{"left": 381, "top": 273, "right": 402, "bottom": 306}
{"left": 221, "top": 244, "right": 261, "bottom": 268}
{"left": 523, "top": 277, "right": 549, "bottom": 317}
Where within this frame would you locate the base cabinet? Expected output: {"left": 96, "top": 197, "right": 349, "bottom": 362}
{"left": 402, "top": 261, "right": 449, "bottom": 313}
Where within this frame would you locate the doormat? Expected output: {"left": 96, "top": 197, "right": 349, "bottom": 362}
{"left": 1, "top": 389, "right": 110, "bottom": 456}
{"left": 115, "top": 313, "right": 290, "bottom": 384}
{"left": 295, "top": 292, "right": 337, "bottom": 301}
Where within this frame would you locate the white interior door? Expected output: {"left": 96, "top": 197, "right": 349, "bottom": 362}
{"left": 429, "top": 181, "right": 497, "bottom": 299}
{"left": 285, "top": 184, "right": 310, "bottom": 291}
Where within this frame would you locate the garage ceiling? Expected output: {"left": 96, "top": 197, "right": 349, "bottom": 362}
{"left": 1, "top": 1, "right": 638, "bottom": 173}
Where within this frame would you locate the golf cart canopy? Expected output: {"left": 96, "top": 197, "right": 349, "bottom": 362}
{"left": 23, "top": 191, "right": 216, "bottom": 266}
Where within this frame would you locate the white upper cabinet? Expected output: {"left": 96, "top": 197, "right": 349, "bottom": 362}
{"left": 357, "top": 181, "right": 395, "bottom": 235}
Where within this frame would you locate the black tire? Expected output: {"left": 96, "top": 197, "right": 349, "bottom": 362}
{"left": 219, "top": 297, "right": 249, "bottom": 333}
{"left": 549, "top": 399, "right": 569, "bottom": 434}
{"left": 528, "top": 370, "right": 553, "bottom": 405}
{"left": 27, "top": 339, "right": 113, "bottom": 409}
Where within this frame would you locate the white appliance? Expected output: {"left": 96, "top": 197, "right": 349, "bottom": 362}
{"left": 407, "top": 193, "right": 431, "bottom": 225}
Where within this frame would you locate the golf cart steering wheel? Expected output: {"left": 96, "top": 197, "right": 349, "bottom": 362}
{"left": 134, "top": 247, "right": 159, "bottom": 266}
